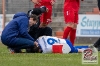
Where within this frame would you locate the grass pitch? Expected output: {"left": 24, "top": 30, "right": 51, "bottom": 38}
{"left": 0, "top": 42, "right": 99, "bottom": 66}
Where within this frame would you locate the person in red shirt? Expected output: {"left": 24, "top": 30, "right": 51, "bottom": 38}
{"left": 31, "top": 0, "right": 55, "bottom": 27}
{"left": 63, "top": 0, "right": 84, "bottom": 45}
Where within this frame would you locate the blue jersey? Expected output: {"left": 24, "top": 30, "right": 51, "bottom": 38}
{"left": 37, "top": 36, "right": 78, "bottom": 53}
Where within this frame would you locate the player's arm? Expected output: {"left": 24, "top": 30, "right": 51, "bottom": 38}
{"left": 34, "top": 41, "right": 39, "bottom": 47}
{"left": 31, "top": 0, "right": 41, "bottom": 5}
{"left": 31, "top": 0, "right": 38, "bottom": 4}
{"left": 19, "top": 18, "right": 34, "bottom": 41}
{"left": 39, "top": 6, "right": 50, "bottom": 28}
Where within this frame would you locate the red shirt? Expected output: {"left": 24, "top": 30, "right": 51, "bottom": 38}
{"left": 64, "top": 0, "right": 80, "bottom": 11}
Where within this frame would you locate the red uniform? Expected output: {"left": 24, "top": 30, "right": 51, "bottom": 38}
{"left": 35, "top": 0, "right": 55, "bottom": 24}
{"left": 64, "top": 0, "right": 80, "bottom": 24}
{"left": 63, "top": 0, "right": 81, "bottom": 45}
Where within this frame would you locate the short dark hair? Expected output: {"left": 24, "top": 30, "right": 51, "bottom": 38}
{"left": 30, "top": 15, "right": 38, "bottom": 21}
{"left": 32, "top": 44, "right": 43, "bottom": 53}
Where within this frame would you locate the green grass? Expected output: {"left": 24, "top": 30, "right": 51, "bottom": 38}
{"left": 0, "top": 42, "right": 99, "bottom": 66}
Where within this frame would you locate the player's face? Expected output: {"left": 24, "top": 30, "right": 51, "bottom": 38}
{"left": 29, "top": 18, "right": 37, "bottom": 26}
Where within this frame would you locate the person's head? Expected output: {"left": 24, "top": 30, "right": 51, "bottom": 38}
{"left": 29, "top": 15, "right": 38, "bottom": 27}
{"left": 32, "top": 43, "right": 43, "bottom": 53}
{"left": 27, "top": 8, "right": 42, "bottom": 17}
{"left": 27, "top": 6, "right": 47, "bottom": 17}
{"left": 40, "top": 6, "right": 47, "bottom": 13}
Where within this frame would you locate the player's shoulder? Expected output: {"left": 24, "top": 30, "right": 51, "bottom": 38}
{"left": 38, "top": 36, "right": 57, "bottom": 39}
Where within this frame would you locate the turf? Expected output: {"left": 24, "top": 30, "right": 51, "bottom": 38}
{"left": 0, "top": 42, "right": 99, "bottom": 66}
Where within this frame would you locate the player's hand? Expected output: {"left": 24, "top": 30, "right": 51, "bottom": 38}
{"left": 36, "top": 0, "right": 42, "bottom": 5}
{"left": 39, "top": 23, "right": 48, "bottom": 28}
{"left": 81, "top": 0, "right": 84, "bottom": 1}
{"left": 50, "top": 0, "right": 55, "bottom": 5}
{"left": 46, "top": 8, "right": 49, "bottom": 12}
{"left": 34, "top": 41, "right": 39, "bottom": 47}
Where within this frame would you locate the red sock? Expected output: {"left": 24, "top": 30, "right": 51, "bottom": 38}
{"left": 70, "top": 29, "right": 76, "bottom": 46}
{"left": 63, "top": 27, "right": 72, "bottom": 39}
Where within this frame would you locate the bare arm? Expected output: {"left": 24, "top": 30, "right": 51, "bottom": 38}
{"left": 31, "top": 0, "right": 41, "bottom": 5}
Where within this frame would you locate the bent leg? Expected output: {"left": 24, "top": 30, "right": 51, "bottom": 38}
{"left": 8, "top": 38, "right": 34, "bottom": 50}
